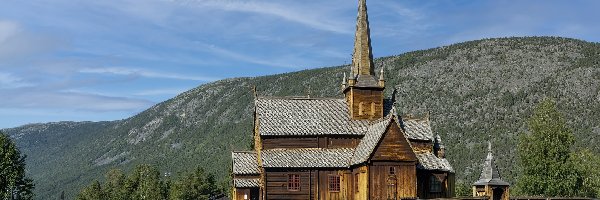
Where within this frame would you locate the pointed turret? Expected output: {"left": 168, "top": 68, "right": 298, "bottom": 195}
{"left": 474, "top": 142, "right": 507, "bottom": 186}
{"left": 473, "top": 141, "right": 510, "bottom": 200}
{"left": 343, "top": 0, "right": 384, "bottom": 120}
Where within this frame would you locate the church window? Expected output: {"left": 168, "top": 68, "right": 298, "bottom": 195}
{"left": 429, "top": 175, "right": 442, "bottom": 193}
{"left": 389, "top": 167, "right": 395, "bottom": 175}
{"left": 370, "top": 102, "right": 376, "bottom": 116}
{"left": 328, "top": 175, "right": 340, "bottom": 192}
{"left": 288, "top": 174, "right": 300, "bottom": 191}
{"left": 359, "top": 102, "right": 364, "bottom": 115}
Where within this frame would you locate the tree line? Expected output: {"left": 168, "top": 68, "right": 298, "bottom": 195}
{"left": 77, "top": 164, "right": 225, "bottom": 200}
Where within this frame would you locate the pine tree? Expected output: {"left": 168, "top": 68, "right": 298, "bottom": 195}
{"left": 103, "top": 169, "right": 128, "bottom": 200}
{"left": 125, "top": 164, "right": 164, "bottom": 200}
{"left": 77, "top": 180, "right": 104, "bottom": 200}
{"left": 516, "top": 99, "right": 581, "bottom": 196}
{"left": 0, "top": 132, "right": 34, "bottom": 199}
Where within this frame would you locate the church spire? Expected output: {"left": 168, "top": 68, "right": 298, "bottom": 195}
{"left": 351, "top": 0, "right": 375, "bottom": 77}
{"left": 343, "top": 0, "right": 384, "bottom": 120}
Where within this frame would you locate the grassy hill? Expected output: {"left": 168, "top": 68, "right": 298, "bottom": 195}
{"left": 4, "top": 37, "right": 600, "bottom": 199}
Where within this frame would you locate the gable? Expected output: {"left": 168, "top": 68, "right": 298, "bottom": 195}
{"left": 371, "top": 120, "right": 417, "bottom": 162}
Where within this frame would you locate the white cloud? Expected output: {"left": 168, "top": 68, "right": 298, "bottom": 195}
{"left": 79, "top": 67, "right": 219, "bottom": 82}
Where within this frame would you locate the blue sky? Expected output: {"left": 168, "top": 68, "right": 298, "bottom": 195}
{"left": 1, "top": 0, "right": 599, "bottom": 128}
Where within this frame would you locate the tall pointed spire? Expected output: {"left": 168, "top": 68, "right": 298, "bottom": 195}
{"left": 343, "top": 0, "right": 384, "bottom": 120}
{"left": 352, "top": 0, "right": 375, "bottom": 78}
{"left": 473, "top": 141, "right": 510, "bottom": 186}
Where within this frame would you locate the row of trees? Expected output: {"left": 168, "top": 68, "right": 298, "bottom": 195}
{"left": 78, "top": 165, "right": 223, "bottom": 200}
{"left": 0, "top": 132, "right": 34, "bottom": 200}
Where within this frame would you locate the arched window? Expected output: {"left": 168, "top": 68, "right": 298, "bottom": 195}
{"left": 358, "top": 102, "right": 364, "bottom": 115}
{"left": 389, "top": 167, "right": 395, "bottom": 175}
{"left": 370, "top": 102, "right": 376, "bottom": 116}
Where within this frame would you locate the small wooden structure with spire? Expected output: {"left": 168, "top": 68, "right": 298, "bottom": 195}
{"left": 473, "top": 142, "right": 510, "bottom": 200}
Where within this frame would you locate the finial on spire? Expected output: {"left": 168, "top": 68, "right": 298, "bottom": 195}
{"left": 342, "top": 72, "right": 348, "bottom": 89}
{"left": 488, "top": 141, "right": 492, "bottom": 153}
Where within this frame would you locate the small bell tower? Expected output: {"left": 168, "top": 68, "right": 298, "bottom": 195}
{"left": 343, "top": 0, "right": 384, "bottom": 120}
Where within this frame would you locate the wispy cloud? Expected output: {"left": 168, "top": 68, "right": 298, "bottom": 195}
{"left": 0, "top": 72, "right": 33, "bottom": 89}
{"left": 79, "top": 67, "right": 219, "bottom": 82}
{"left": 172, "top": 0, "right": 352, "bottom": 34}
{"left": 0, "top": 20, "right": 63, "bottom": 62}
{"left": 0, "top": 89, "right": 153, "bottom": 112}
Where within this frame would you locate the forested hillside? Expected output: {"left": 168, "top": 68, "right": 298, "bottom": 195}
{"left": 4, "top": 37, "right": 600, "bottom": 199}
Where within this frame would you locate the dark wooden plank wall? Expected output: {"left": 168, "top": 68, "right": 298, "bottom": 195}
{"left": 262, "top": 137, "right": 318, "bottom": 149}
{"left": 369, "top": 162, "right": 417, "bottom": 199}
{"left": 264, "top": 170, "right": 316, "bottom": 200}
{"left": 416, "top": 170, "right": 454, "bottom": 199}
{"left": 262, "top": 137, "right": 361, "bottom": 149}
{"left": 371, "top": 121, "right": 417, "bottom": 162}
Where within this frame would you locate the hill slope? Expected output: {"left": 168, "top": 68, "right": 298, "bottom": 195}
{"left": 4, "top": 37, "right": 600, "bottom": 199}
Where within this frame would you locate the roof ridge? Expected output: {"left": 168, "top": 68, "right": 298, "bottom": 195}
{"left": 257, "top": 96, "right": 344, "bottom": 100}
{"left": 232, "top": 151, "right": 257, "bottom": 153}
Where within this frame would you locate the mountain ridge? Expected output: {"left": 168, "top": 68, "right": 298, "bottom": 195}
{"left": 4, "top": 36, "right": 600, "bottom": 199}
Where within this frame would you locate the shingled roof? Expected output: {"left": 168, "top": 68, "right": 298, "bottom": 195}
{"left": 416, "top": 152, "right": 454, "bottom": 172}
{"left": 261, "top": 148, "right": 354, "bottom": 168}
{"left": 232, "top": 151, "right": 260, "bottom": 175}
{"left": 233, "top": 178, "right": 260, "bottom": 188}
{"left": 255, "top": 97, "right": 372, "bottom": 136}
{"left": 351, "top": 114, "right": 394, "bottom": 165}
{"left": 402, "top": 118, "right": 434, "bottom": 141}
{"left": 473, "top": 142, "right": 509, "bottom": 186}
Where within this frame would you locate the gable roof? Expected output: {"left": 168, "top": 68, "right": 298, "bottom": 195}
{"left": 261, "top": 148, "right": 354, "bottom": 168}
{"left": 416, "top": 152, "right": 454, "bottom": 172}
{"left": 351, "top": 114, "right": 394, "bottom": 165}
{"left": 232, "top": 151, "right": 260, "bottom": 175}
{"left": 402, "top": 118, "right": 434, "bottom": 141}
{"left": 256, "top": 97, "right": 372, "bottom": 136}
{"left": 473, "top": 142, "right": 509, "bottom": 186}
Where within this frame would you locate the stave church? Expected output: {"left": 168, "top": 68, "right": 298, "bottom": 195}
{"left": 231, "top": 0, "right": 455, "bottom": 199}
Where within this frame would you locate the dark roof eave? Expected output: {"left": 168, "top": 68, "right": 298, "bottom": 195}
{"left": 473, "top": 179, "right": 510, "bottom": 186}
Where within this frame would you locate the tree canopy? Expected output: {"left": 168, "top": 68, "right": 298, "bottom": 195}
{"left": 516, "top": 99, "right": 600, "bottom": 197}
{"left": 0, "top": 131, "right": 34, "bottom": 199}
